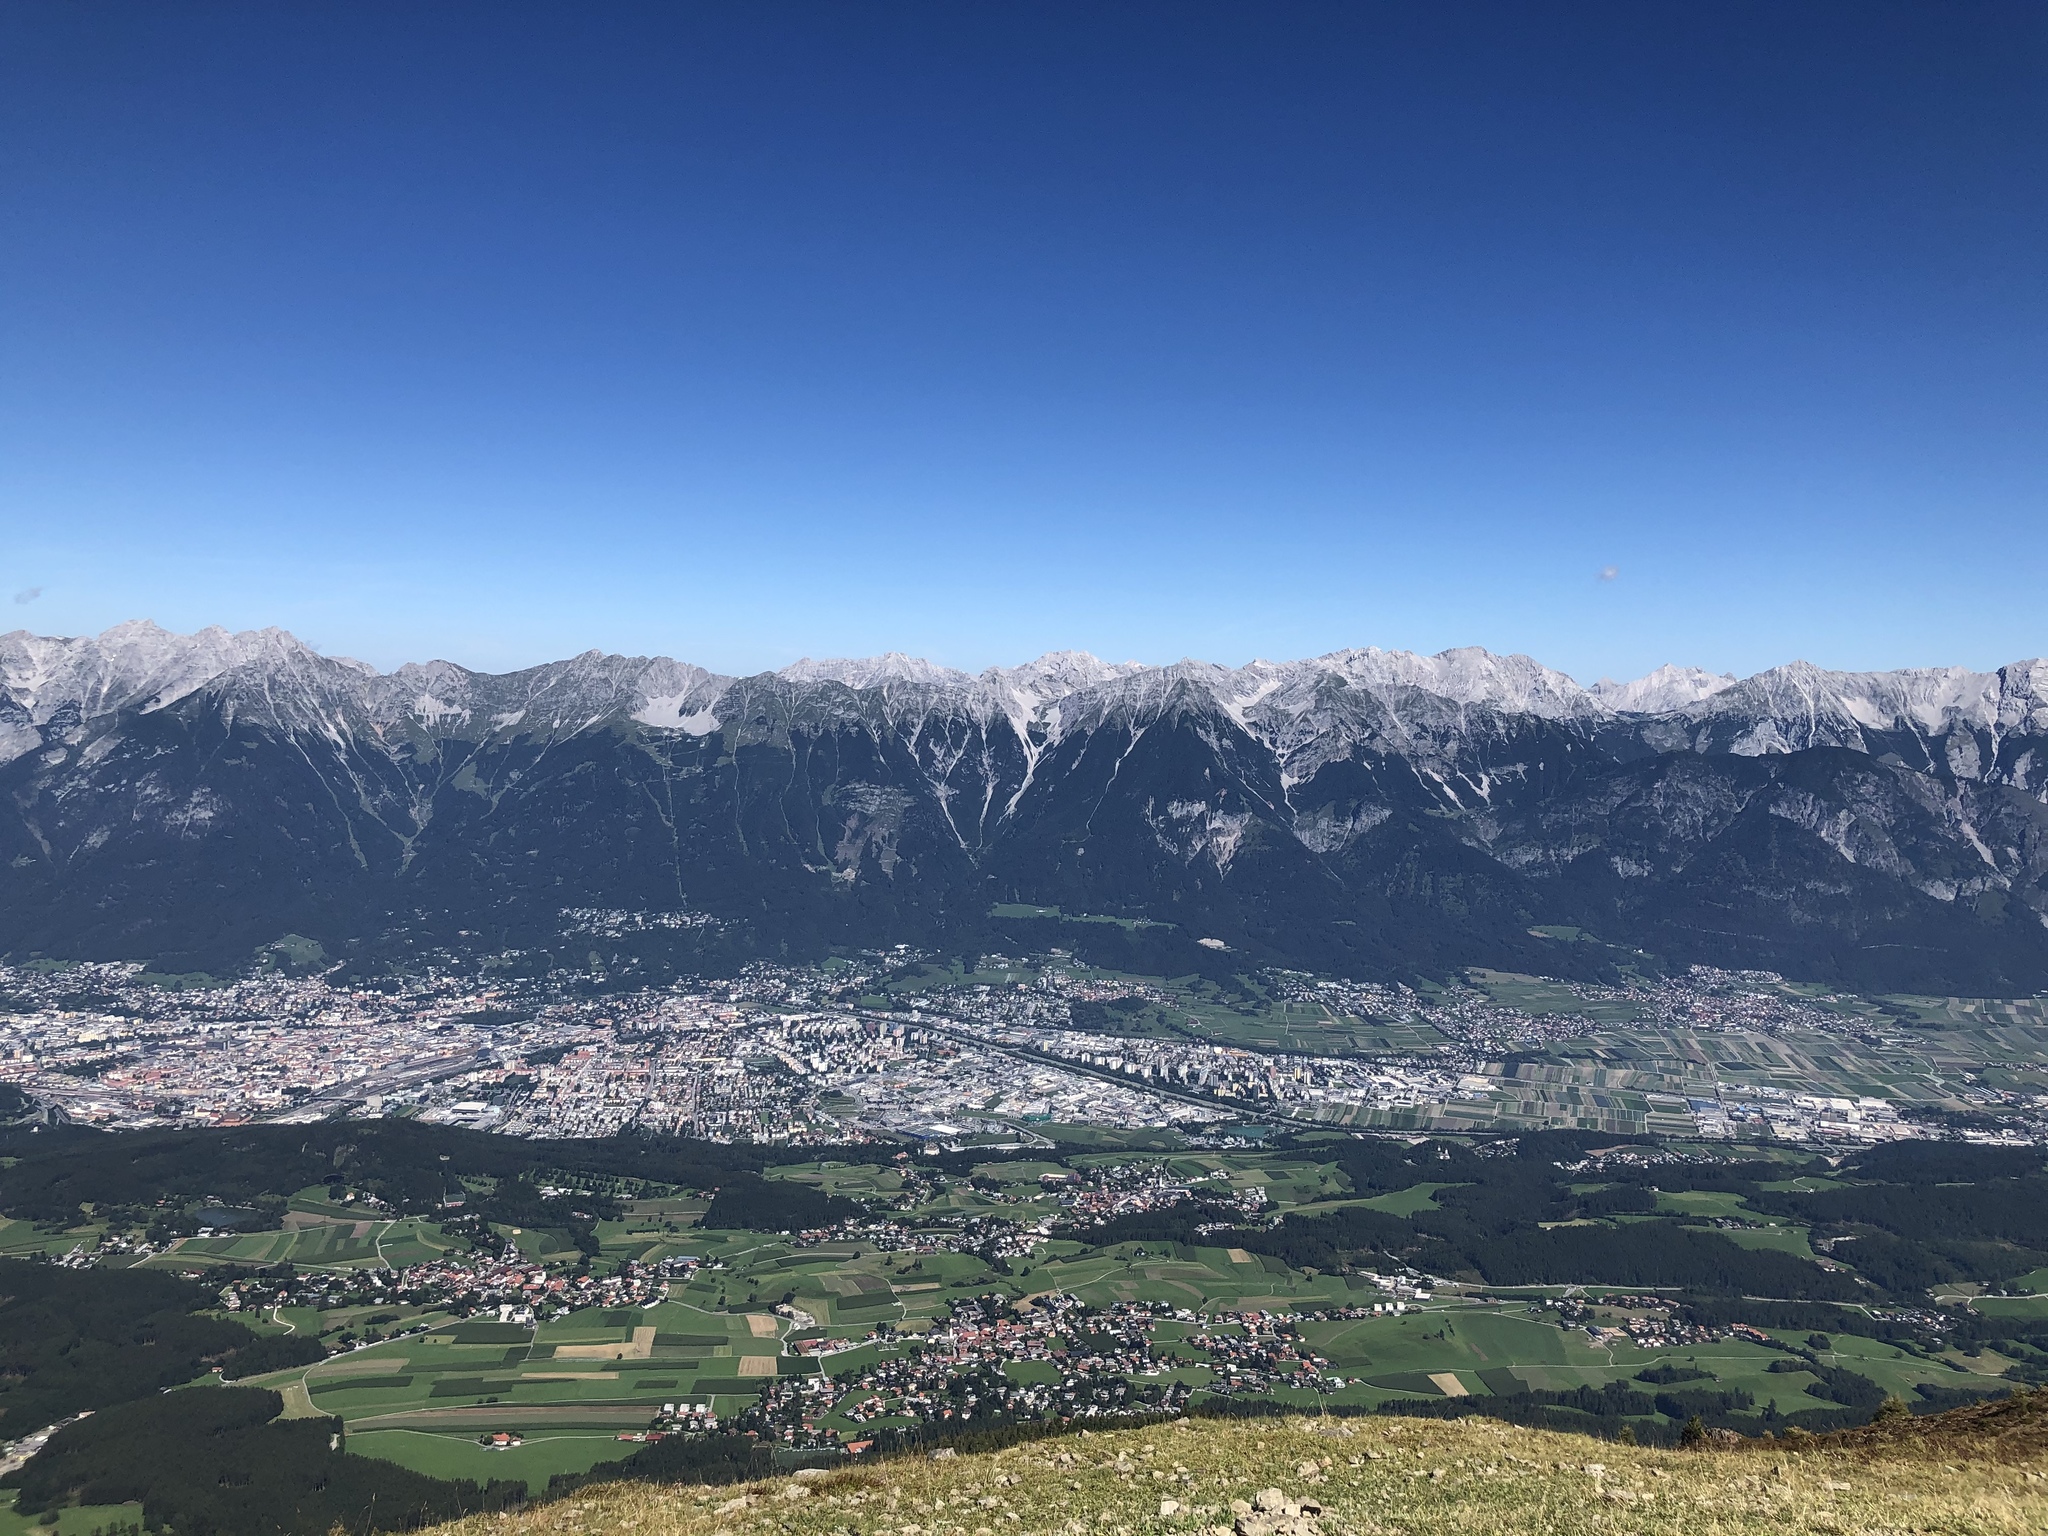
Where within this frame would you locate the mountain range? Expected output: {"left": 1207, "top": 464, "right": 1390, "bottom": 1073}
{"left": 5, "top": 621, "right": 2048, "bottom": 993}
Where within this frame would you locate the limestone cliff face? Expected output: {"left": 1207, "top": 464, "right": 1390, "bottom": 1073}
{"left": 4, "top": 623, "right": 2046, "bottom": 992}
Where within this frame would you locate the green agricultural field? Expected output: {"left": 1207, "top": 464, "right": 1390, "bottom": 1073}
{"left": 145, "top": 1215, "right": 461, "bottom": 1272}
{"left": 1305, "top": 1306, "right": 1596, "bottom": 1395}
{"left": 261, "top": 1297, "right": 798, "bottom": 1478}
{"left": 1468, "top": 970, "right": 1652, "bottom": 1023}
{"left": 1019, "top": 1243, "right": 1363, "bottom": 1313}
{"left": 1123, "top": 974, "right": 1450, "bottom": 1058}
{"left": 1036, "top": 1124, "right": 1188, "bottom": 1150}
{"left": 1774, "top": 1329, "right": 1985, "bottom": 1404}
{"left": 1141, "top": 1150, "right": 1289, "bottom": 1195}
{"left": 287, "top": 1188, "right": 376, "bottom": 1220}
{"left": 1217, "top": 1158, "right": 1344, "bottom": 1206}
{"left": 1708, "top": 1223, "right": 1820, "bottom": 1259}
{"left": 764, "top": 1163, "right": 909, "bottom": 1201}
{"left": 0, "top": 1217, "right": 99, "bottom": 1259}
{"left": 896, "top": 960, "right": 1452, "bottom": 1057}
{"left": 167, "top": 1228, "right": 306, "bottom": 1265}
{"left": 343, "top": 1429, "right": 636, "bottom": 1494}
{"left": 1871, "top": 994, "right": 2048, "bottom": 1030}
{"left": 1976, "top": 1293, "right": 2048, "bottom": 1319}
{"left": 488, "top": 1225, "right": 584, "bottom": 1264}
{"left": 594, "top": 1197, "right": 715, "bottom": 1266}
{"left": 1653, "top": 1189, "right": 1754, "bottom": 1217}
{"left": 1290, "top": 1301, "right": 1986, "bottom": 1419}
{"left": 619, "top": 1194, "right": 709, "bottom": 1223}
{"left": 1348, "top": 1181, "right": 1457, "bottom": 1215}
{"left": 1441, "top": 1004, "right": 2027, "bottom": 1128}
{"left": 0, "top": 1490, "right": 142, "bottom": 1536}
{"left": 970, "top": 1159, "right": 1068, "bottom": 1186}
{"left": 380, "top": 1221, "right": 464, "bottom": 1265}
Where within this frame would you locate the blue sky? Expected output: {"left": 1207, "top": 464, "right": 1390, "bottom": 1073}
{"left": 2, "top": 2, "right": 2043, "bottom": 682}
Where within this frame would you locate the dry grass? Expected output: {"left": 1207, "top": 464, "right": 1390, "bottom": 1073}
{"left": 1802, "top": 1389, "right": 2048, "bottom": 1464}
{"left": 427, "top": 1401, "right": 2048, "bottom": 1536}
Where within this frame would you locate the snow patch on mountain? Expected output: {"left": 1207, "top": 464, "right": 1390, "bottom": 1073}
{"left": 633, "top": 694, "right": 722, "bottom": 734}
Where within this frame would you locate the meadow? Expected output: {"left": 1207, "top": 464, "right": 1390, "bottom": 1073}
{"left": 421, "top": 1403, "right": 2048, "bottom": 1536}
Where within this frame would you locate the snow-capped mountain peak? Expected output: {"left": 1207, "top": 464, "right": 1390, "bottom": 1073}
{"left": 1306, "top": 645, "right": 1605, "bottom": 720}
{"left": 1591, "top": 664, "right": 1740, "bottom": 714}
{"left": 8, "top": 623, "right": 2048, "bottom": 796}
{"left": 776, "top": 652, "right": 976, "bottom": 689}
{"left": 0, "top": 619, "right": 329, "bottom": 725}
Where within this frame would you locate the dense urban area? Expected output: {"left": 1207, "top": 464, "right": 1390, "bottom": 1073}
{"left": 1, "top": 920, "right": 2043, "bottom": 1147}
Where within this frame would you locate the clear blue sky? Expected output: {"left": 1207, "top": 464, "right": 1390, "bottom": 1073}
{"left": 2, "top": 2, "right": 2042, "bottom": 681}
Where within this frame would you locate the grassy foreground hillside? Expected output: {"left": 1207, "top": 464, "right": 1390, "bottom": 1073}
{"left": 428, "top": 1396, "right": 2048, "bottom": 1536}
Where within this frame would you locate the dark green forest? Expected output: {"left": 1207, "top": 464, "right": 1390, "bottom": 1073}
{"left": 1086, "top": 1133, "right": 2048, "bottom": 1308}
{"left": 3, "top": 1389, "right": 522, "bottom": 1535}
{"left": 0, "top": 1263, "right": 318, "bottom": 1432}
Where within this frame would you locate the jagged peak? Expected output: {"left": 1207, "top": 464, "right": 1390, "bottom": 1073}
{"left": 1592, "top": 664, "right": 1740, "bottom": 714}
{"left": 778, "top": 652, "right": 976, "bottom": 689}
{"left": 981, "top": 650, "right": 1142, "bottom": 687}
{"left": 1, "top": 619, "right": 340, "bottom": 727}
{"left": 1693, "top": 659, "right": 2010, "bottom": 734}
{"left": 9, "top": 622, "right": 2048, "bottom": 751}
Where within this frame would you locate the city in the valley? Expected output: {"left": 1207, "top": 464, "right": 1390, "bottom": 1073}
{"left": 4, "top": 926, "right": 2042, "bottom": 1147}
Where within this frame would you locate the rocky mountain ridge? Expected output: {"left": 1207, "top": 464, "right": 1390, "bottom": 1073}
{"left": 4, "top": 622, "right": 2047, "bottom": 992}
{"left": 8, "top": 620, "right": 2047, "bottom": 755}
